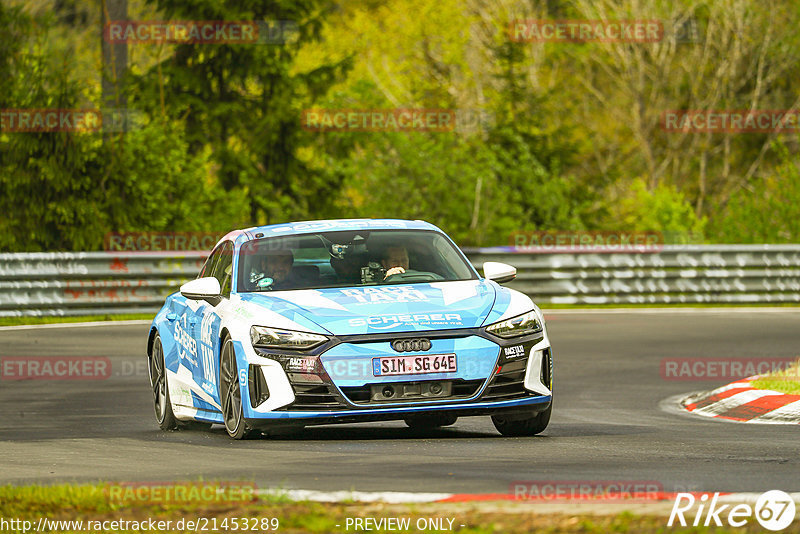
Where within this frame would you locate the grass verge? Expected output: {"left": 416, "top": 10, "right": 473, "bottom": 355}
{"left": 750, "top": 359, "right": 800, "bottom": 394}
{"left": 1, "top": 483, "right": 797, "bottom": 533}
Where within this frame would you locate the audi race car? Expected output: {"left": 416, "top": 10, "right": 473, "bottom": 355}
{"left": 147, "top": 219, "right": 553, "bottom": 439}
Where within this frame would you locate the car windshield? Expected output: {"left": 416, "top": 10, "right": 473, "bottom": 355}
{"left": 236, "top": 229, "right": 476, "bottom": 292}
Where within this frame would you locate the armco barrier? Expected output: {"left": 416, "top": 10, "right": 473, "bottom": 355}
{"left": 0, "top": 252, "right": 207, "bottom": 317}
{"left": 0, "top": 245, "right": 798, "bottom": 316}
{"left": 464, "top": 245, "right": 800, "bottom": 305}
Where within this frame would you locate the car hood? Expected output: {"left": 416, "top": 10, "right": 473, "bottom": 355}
{"left": 237, "top": 280, "right": 501, "bottom": 335}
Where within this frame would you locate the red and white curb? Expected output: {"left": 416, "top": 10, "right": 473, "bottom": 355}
{"left": 256, "top": 489, "right": 800, "bottom": 504}
{"left": 681, "top": 376, "right": 800, "bottom": 424}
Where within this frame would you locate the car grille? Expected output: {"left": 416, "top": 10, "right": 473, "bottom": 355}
{"left": 340, "top": 379, "right": 484, "bottom": 405}
{"left": 276, "top": 383, "right": 349, "bottom": 411}
{"left": 481, "top": 357, "right": 532, "bottom": 402}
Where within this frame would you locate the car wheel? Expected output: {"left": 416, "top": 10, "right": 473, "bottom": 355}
{"left": 492, "top": 401, "right": 552, "bottom": 437}
{"left": 404, "top": 414, "right": 458, "bottom": 429}
{"left": 150, "top": 333, "right": 179, "bottom": 431}
{"left": 220, "top": 336, "right": 254, "bottom": 440}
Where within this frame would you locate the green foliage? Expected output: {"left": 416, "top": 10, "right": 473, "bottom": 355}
{"left": 713, "top": 142, "right": 800, "bottom": 243}
{"left": 0, "top": 4, "right": 104, "bottom": 251}
{"left": 612, "top": 178, "right": 706, "bottom": 241}
{"left": 2, "top": 0, "right": 800, "bottom": 251}
{"left": 100, "top": 122, "right": 249, "bottom": 235}
{"left": 132, "top": 0, "right": 352, "bottom": 226}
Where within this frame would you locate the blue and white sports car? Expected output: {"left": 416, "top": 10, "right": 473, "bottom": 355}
{"left": 147, "top": 219, "right": 553, "bottom": 439}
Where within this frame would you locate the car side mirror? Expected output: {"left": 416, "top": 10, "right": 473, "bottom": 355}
{"left": 180, "top": 277, "right": 222, "bottom": 306}
{"left": 483, "top": 261, "right": 516, "bottom": 284}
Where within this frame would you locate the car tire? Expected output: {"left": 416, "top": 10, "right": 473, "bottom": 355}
{"left": 491, "top": 401, "right": 552, "bottom": 437}
{"left": 150, "top": 333, "right": 179, "bottom": 431}
{"left": 220, "top": 336, "right": 254, "bottom": 440}
{"left": 404, "top": 414, "right": 458, "bottom": 429}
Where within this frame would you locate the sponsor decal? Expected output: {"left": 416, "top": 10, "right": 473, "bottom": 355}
{"left": 340, "top": 286, "right": 428, "bottom": 304}
{"left": 503, "top": 345, "right": 525, "bottom": 359}
{"left": 285, "top": 356, "right": 321, "bottom": 373}
{"left": 232, "top": 304, "right": 255, "bottom": 319}
{"left": 349, "top": 313, "right": 463, "bottom": 329}
{"left": 174, "top": 317, "right": 198, "bottom": 366}
{"left": 266, "top": 220, "right": 408, "bottom": 234}
{"left": 199, "top": 313, "right": 217, "bottom": 387}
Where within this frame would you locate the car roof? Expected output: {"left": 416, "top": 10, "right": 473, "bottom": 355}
{"left": 217, "top": 219, "right": 444, "bottom": 249}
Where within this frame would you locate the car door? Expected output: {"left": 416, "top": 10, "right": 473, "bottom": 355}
{"left": 190, "top": 241, "right": 233, "bottom": 405}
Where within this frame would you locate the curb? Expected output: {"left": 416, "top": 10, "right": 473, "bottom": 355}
{"left": 681, "top": 376, "right": 800, "bottom": 424}
{"left": 255, "top": 489, "right": 800, "bottom": 504}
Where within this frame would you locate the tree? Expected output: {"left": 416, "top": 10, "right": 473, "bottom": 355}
{"left": 132, "top": 0, "right": 352, "bottom": 225}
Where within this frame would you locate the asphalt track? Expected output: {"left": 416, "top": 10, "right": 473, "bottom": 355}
{"left": 0, "top": 310, "right": 798, "bottom": 495}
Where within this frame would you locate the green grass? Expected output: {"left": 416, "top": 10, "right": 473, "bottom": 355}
{"left": 750, "top": 360, "right": 800, "bottom": 394}
{"left": 0, "top": 483, "right": 797, "bottom": 533}
{"left": 0, "top": 313, "right": 154, "bottom": 326}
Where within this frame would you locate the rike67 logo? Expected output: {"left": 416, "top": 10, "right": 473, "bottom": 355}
{"left": 669, "top": 491, "right": 796, "bottom": 531}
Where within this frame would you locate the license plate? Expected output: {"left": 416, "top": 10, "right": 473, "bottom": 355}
{"left": 372, "top": 354, "right": 457, "bottom": 376}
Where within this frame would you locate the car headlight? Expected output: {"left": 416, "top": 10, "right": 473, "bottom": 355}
{"left": 485, "top": 309, "right": 543, "bottom": 339}
{"left": 249, "top": 326, "right": 328, "bottom": 350}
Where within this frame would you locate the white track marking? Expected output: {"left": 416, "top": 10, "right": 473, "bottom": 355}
{"left": 0, "top": 320, "right": 152, "bottom": 331}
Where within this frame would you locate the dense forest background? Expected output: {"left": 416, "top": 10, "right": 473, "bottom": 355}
{"left": 1, "top": 0, "right": 799, "bottom": 251}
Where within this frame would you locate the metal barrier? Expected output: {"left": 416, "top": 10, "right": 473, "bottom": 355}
{"left": 1, "top": 245, "right": 799, "bottom": 316}
{"left": 0, "top": 252, "right": 206, "bottom": 317}
{"left": 465, "top": 245, "right": 800, "bottom": 305}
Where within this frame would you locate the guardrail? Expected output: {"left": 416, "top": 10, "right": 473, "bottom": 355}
{"left": 465, "top": 245, "right": 800, "bottom": 305}
{"left": 1, "top": 245, "right": 799, "bottom": 316}
{"left": 0, "top": 252, "right": 207, "bottom": 317}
